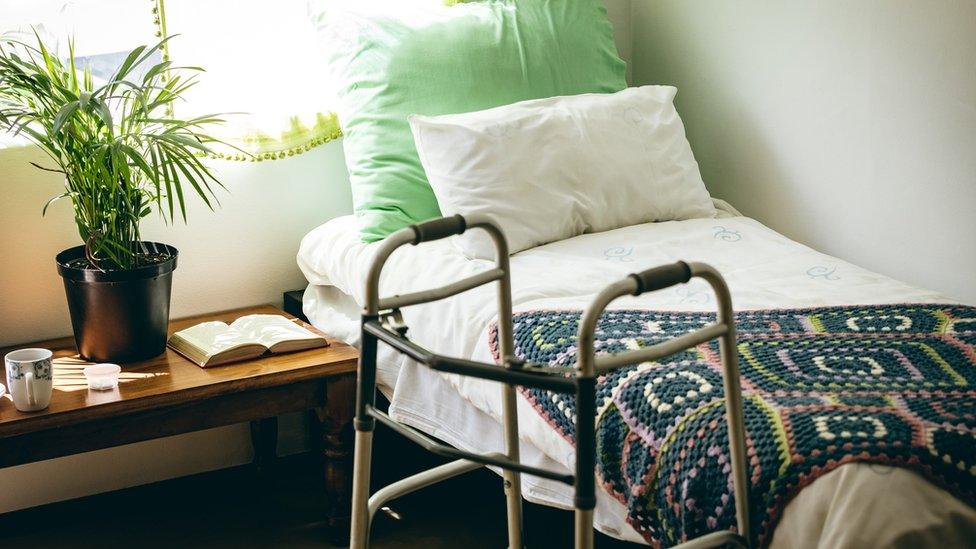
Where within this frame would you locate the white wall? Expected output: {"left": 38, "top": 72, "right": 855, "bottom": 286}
{"left": 631, "top": 0, "right": 976, "bottom": 304}
{"left": 605, "top": 0, "right": 634, "bottom": 83}
{"left": 16, "top": 0, "right": 976, "bottom": 517}
{"left": 0, "top": 1, "right": 634, "bottom": 513}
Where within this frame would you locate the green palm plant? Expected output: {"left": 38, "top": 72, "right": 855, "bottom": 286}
{"left": 0, "top": 32, "right": 227, "bottom": 269}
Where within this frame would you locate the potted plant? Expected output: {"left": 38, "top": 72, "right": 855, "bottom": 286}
{"left": 0, "top": 33, "right": 227, "bottom": 362}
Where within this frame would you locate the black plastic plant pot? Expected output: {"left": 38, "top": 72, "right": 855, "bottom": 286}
{"left": 56, "top": 243, "right": 178, "bottom": 363}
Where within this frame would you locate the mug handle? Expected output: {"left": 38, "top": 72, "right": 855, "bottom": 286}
{"left": 25, "top": 371, "right": 36, "bottom": 408}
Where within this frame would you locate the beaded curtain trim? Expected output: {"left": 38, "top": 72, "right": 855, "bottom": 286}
{"left": 488, "top": 304, "right": 976, "bottom": 547}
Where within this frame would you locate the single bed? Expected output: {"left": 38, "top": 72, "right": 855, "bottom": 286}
{"left": 298, "top": 202, "right": 976, "bottom": 547}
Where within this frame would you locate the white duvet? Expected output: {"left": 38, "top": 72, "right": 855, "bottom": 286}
{"left": 298, "top": 208, "right": 976, "bottom": 547}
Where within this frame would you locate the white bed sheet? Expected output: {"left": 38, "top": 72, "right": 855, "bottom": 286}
{"left": 299, "top": 210, "right": 976, "bottom": 547}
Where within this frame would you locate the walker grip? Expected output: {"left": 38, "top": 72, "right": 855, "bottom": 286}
{"left": 410, "top": 215, "right": 467, "bottom": 244}
{"left": 629, "top": 261, "right": 692, "bottom": 296}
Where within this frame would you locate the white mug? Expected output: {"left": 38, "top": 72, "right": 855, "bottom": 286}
{"left": 4, "top": 348, "right": 54, "bottom": 412}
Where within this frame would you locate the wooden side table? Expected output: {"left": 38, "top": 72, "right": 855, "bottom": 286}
{"left": 0, "top": 304, "right": 359, "bottom": 542}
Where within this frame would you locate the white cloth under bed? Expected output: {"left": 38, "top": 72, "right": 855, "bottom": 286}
{"left": 298, "top": 208, "right": 976, "bottom": 547}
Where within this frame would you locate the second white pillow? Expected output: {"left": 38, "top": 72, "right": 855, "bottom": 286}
{"left": 408, "top": 85, "right": 716, "bottom": 259}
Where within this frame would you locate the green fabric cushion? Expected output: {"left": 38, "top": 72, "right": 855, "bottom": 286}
{"left": 312, "top": 0, "right": 627, "bottom": 242}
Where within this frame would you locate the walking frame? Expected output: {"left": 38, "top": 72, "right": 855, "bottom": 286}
{"left": 349, "top": 214, "right": 751, "bottom": 549}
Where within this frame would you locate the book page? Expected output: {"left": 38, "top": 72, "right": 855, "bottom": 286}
{"left": 230, "top": 314, "right": 323, "bottom": 349}
{"left": 172, "top": 321, "right": 258, "bottom": 356}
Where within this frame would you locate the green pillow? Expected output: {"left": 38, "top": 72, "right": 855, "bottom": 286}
{"left": 312, "top": 0, "right": 627, "bottom": 242}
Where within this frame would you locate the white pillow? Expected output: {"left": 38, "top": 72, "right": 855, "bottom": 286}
{"left": 408, "top": 85, "right": 716, "bottom": 259}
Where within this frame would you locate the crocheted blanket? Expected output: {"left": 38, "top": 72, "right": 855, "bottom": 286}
{"left": 488, "top": 305, "right": 976, "bottom": 547}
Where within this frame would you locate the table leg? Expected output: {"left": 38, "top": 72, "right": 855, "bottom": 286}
{"left": 250, "top": 416, "right": 279, "bottom": 475}
{"left": 314, "top": 374, "right": 356, "bottom": 544}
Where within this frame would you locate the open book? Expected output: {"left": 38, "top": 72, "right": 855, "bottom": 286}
{"left": 167, "top": 314, "right": 328, "bottom": 367}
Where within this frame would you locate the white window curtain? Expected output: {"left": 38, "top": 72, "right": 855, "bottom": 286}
{"left": 0, "top": 0, "right": 340, "bottom": 160}
{"left": 160, "top": 0, "right": 339, "bottom": 160}
{"left": 1, "top": 0, "right": 156, "bottom": 59}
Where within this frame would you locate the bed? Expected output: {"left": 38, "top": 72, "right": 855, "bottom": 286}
{"left": 301, "top": 1, "right": 976, "bottom": 544}
{"left": 298, "top": 201, "right": 976, "bottom": 547}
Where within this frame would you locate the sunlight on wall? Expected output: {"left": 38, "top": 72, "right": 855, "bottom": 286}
{"left": 0, "top": 142, "right": 353, "bottom": 347}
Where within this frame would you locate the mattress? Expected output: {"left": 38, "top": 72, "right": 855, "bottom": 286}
{"left": 298, "top": 209, "right": 976, "bottom": 547}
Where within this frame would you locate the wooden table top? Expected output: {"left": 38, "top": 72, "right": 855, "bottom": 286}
{"left": 0, "top": 304, "right": 359, "bottom": 438}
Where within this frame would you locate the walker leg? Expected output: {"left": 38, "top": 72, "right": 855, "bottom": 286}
{"left": 501, "top": 383, "right": 524, "bottom": 549}
{"left": 574, "top": 509, "right": 595, "bottom": 549}
{"left": 350, "top": 322, "right": 379, "bottom": 549}
{"left": 574, "top": 377, "right": 597, "bottom": 549}
{"left": 350, "top": 430, "right": 374, "bottom": 549}
{"left": 495, "top": 249, "right": 524, "bottom": 549}
{"left": 719, "top": 327, "right": 750, "bottom": 542}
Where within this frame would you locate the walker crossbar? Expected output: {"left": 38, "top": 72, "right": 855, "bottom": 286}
{"left": 367, "top": 405, "right": 576, "bottom": 484}
{"left": 363, "top": 319, "right": 578, "bottom": 393}
{"left": 366, "top": 458, "right": 484, "bottom": 526}
{"left": 349, "top": 214, "right": 751, "bottom": 549}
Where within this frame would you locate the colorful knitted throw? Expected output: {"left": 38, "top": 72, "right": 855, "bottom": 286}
{"left": 488, "top": 305, "right": 976, "bottom": 547}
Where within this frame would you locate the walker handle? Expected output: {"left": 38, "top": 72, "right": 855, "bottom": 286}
{"left": 410, "top": 215, "right": 467, "bottom": 244}
{"left": 629, "top": 261, "right": 692, "bottom": 296}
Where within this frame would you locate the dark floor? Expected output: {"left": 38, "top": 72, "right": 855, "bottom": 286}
{"left": 0, "top": 431, "right": 641, "bottom": 548}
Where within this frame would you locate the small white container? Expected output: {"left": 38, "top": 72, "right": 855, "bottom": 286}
{"left": 83, "top": 363, "right": 121, "bottom": 391}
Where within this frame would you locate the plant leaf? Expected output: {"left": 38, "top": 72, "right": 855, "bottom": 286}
{"left": 42, "top": 192, "right": 69, "bottom": 216}
{"left": 112, "top": 45, "right": 146, "bottom": 83}
{"left": 51, "top": 100, "right": 79, "bottom": 134}
{"left": 29, "top": 162, "right": 65, "bottom": 174}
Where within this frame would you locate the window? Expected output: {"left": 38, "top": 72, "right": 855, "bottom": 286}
{"left": 0, "top": 0, "right": 339, "bottom": 159}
